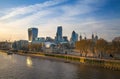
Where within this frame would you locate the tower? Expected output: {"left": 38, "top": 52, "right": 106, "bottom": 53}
{"left": 95, "top": 34, "right": 98, "bottom": 41}
{"left": 92, "top": 33, "right": 94, "bottom": 40}
{"left": 84, "top": 33, "right": 87, "bottom": 40}
{"left": 80, "top": 33, "right": 82, "bottom": 41}
{"left": 28, "top": 28, "right": 38, "bottom": 42}
{"left": 55, "top": 26, "right": 63, "bottom": 43}
{"left": 71, "top": 31, "right": 78, "bottom": 42}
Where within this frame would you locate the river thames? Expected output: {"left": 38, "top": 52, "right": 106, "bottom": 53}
{"left": 0, "top": 52, "right": 119, "bottom": 79}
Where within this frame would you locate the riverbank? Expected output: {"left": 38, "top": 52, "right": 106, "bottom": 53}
{"left": 16, "top": 52, "right": 120, "bottom": 71}
{"left": 0, "top": 50, "right": 119, "bottom": 71}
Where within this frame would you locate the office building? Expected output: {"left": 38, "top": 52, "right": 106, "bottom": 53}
{"left": 55, "top": 26, "right": 63, "bottom": 43}
{"left": 28, "top": 28, "right": 38, "bottom": 42}
{"left": 71, "top": 31, "right": 78, "bottom": 42}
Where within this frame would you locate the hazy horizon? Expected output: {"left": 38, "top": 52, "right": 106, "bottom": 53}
{"left": 0, "top": 0, "right": 120, "bottom": 41}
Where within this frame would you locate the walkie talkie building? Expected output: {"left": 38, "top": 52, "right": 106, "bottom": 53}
{"left": 28, "top": 28, "right": 38, "bottom": 42}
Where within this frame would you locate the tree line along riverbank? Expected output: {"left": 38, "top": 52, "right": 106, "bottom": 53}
{"left": 75, "top": 39, "right": 120, "bottom": 59}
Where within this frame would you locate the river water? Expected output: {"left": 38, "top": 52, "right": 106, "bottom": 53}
{"left": 0, "top": 52, "right": 119, "bottom": 79}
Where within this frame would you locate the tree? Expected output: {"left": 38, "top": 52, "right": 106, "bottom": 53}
{"left": 75, "top": 40, "right": 93, "bottom": 57}
{"left": 95, "top": 39, "right": 108, "bottom": 58}
{"left": 107, "top": 41, "right": 120, "bottom": 54}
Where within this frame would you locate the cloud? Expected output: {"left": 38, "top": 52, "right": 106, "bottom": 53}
{"left": 0, "top": 0, "right": 119, "bottom": 41}
{"left": 0, "top": 0, "right": 104, "bottom": 22}
{"left": 0, "top": 0, "right": 67, "bottom": 20}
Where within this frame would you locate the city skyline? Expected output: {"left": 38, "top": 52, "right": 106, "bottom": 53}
{"left": 0, "top": 0, "right": 120, "bottom": 41}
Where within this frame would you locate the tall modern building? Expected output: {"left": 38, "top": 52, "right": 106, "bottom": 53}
{"left": 28, "top": 28, "right": 38, "bottom": 42}
{"left": 70, "top": 31, "right": 78, "bottom": 42}
{"left": 55, "top": 26, "right": 63, "bottom": 43}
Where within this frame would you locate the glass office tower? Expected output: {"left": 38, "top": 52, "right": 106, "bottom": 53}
{"left": 28, "top": 28, "right": 38, "bottom": 42}
{"left": 55, "top": 26, "right": 63, "bottom": 43}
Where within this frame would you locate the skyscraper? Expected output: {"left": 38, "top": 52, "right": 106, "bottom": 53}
{"left": 28, "top": 28, "right": 38, "bottom": 42}
{"left": 71, "top": 31, "right": 78, "bottom": 42}
{"left": 55, "top": 26, "right": 63, "bottom": 43}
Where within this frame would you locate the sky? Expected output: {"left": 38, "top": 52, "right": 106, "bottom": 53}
{"left": 0, "top": 0, "right": 120, "bottom": 41}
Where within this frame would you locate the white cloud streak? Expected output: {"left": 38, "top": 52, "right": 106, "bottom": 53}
{"left": 0, "top": 0, "right": 119, "bottom": 41}
{"left": 0, "top": 0, "right": 66, "bottom": 20}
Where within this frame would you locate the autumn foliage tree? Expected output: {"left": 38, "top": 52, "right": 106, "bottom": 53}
{"left": 106, "top": 41, "right": 120, "bottom": 55}
{"left": 76, "top": 39, "right": 109, "bottom": 57}
{"left": 94, "top": 39, "right": 108, "bottom": 58}
{"left": 75, "top": 40, "right": 93, "bottom": 56}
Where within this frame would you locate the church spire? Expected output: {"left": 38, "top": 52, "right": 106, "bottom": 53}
{"left": 92, "top": 32, "right": 94, "bottom": 40}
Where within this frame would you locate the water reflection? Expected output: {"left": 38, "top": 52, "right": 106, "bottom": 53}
{"left": 0, "top": 53, "right": 120, "bottom": 79}
{"left": 1, "top": 53, "right": 15, "bottom": 62}
{"left": 8, "top": 55, "right": 12, "bottom": 59}
{"left": 26, "top": 57, "right": 33, "bottom": 67}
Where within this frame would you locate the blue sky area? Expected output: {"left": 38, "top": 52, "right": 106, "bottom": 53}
{"left": 0, "top": 0, "right": 120, "bottom": 41}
